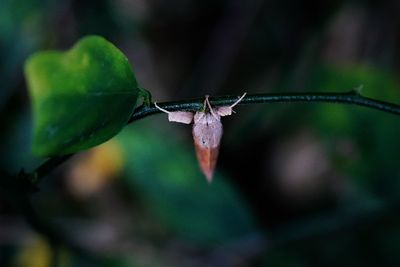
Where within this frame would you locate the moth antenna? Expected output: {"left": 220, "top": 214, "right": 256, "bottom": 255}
{"left": 230, "top": 92, "right": 247, "bottom": 108}
{"left": 154, "top": 102, "right": 171, "bottom": 114}
{"left": 205, "top": 95, "right": 219, "bottom": 119}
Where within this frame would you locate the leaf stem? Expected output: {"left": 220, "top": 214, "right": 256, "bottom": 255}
{"left": 29, "top": 90, "right": 400, "bottom": 188}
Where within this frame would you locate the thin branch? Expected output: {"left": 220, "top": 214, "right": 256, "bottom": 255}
{"left": 28, "top": 90, "right": 400, "bottom": 188}
{"left": 130, "top": 90, "right": 400, "bottom": 122}
{"left": 34, "top": 154, "right": 73, "bottom": 180}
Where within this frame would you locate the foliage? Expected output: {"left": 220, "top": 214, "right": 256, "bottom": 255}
{"left": 25, "top": 36, "right": 143, "bottom": 156}
{"left": 3, "top": 1, "right": 400, "bottom": 267}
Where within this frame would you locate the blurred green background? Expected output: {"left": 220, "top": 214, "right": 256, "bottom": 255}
{"left": 2, "top": 0, "right": 400, "bottom": 266}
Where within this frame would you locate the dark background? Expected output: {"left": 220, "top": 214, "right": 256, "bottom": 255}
{"left": 2, "top": 0, "right": 400, "bottom": 266}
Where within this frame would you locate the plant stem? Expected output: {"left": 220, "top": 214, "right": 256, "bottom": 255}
{"left": 29, "top": 90, "right": 400, "bottom": 188}
{"left": 130, "top": 90, "right": 400, "bottom": 122}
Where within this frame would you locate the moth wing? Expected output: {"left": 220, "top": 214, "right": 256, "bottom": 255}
{"left": 216, "top": 92, "right": 246, "bottom": 117}
{"left": 192, "top": 116, "right": 223, "bottom": 182}
{"left": 216, "top": 106, "right": 233, "bottom": 117}
{"left": 168, "top": 111, "right": 194, "bottom": 124}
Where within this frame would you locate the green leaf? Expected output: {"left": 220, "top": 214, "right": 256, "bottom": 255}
{"left": 25, "top": 35, "right": 142, "bottom": 156}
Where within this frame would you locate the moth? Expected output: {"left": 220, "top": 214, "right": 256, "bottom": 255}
{"left": 155, "top": 93, "right": 246, "bottom": 182}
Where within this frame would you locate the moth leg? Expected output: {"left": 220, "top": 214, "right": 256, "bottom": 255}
{"left": 155, "top": 102, "right": 194, "bottom": 124}
{"left": 154, "top": 102, "right": 171, "bottom": 114}
{"left": 205, "top": 95, "right": 219, "bottom": 120}
{"left": 229, "top": 92, "right": 247, "bottom": 112}
{"left": 216, "top": 92, "right": 246, "bottom": 117}
{"left": 194, "top": 112, "right": 205, "bottom": 124}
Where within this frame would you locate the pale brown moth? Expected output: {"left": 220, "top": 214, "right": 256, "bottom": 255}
{"left": 155, "top": 93, "right": 246, "bottom": 182}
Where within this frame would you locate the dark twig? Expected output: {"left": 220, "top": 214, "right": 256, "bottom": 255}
{"left": 28, "top": 90, "right": 400, "bottom": 188}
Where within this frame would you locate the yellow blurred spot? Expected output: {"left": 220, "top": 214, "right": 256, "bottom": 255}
{"left": 68, "top": 139, "right": 125, "bottom": 197}
{"left": 15, "top": 236, "right": 69, "bottom": 267}
{"left": 16, "top": 237, "right": 50, "bottom": 267}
